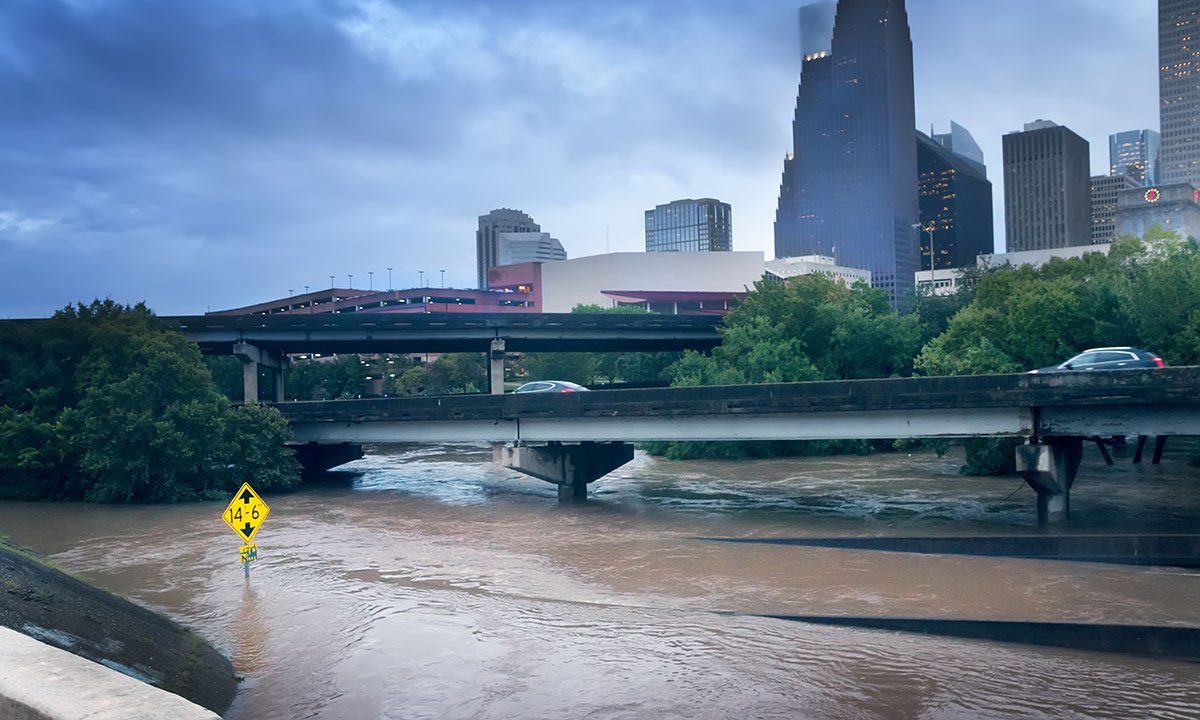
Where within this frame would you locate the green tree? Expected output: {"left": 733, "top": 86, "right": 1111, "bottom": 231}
{"left": 0, "top": 301, "right": 300, "bottom": 502}
{"left": 644, "top": 275, "right": 922, "bottom": 460}
{"left": 912, "top": 229, "right": 1199, "bottom": 474}
{"left": 285, "top": 355, "right": 365, "bottom": 400}
{"left": 519, "top": 353, "right": 597, "bottom": 386}
{"left": 205, "top": 356, "right": 244, "bottom": 402}
{"left": 423, "top": 353, "right": 486, "bottom": 394}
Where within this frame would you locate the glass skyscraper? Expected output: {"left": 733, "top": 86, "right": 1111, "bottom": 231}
{"left": 800, "top": 2, "right": 836, "bottom": 60}
{"left": 1160, "top": 0, "right": 1200, "bottom": 186}
{"left": 644, "top": 199, "right": 732, "bottom": 253}
{"left": 1109, "top": 129, "right": 1161, "bottom": 186}
{"left": 917, "top": 127, "right": 993, "bottom": 270}
{"left": 774, "top": 0, "right": 919, "bottom": 307}
{"left": 931, "top": 121, "right": 986, "bottom": 171}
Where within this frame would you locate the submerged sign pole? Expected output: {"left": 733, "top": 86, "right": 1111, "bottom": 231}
{"left": 221, "top": 483, "right": 270, "bottom": 580}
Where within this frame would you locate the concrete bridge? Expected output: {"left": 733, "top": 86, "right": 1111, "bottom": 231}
{"left": 172, "top": 312, "right": 721, "bottom": 400}
{"left": 274, "top": 368, "right": 1200, "bottom": 525}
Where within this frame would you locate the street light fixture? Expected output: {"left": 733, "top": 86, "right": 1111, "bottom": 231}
{"left": 387, "top": 267, "right": 393, "bottom": 291}
{"left": 369, "top": 271, "right": 374, "bottom": 291}
{"left": 329, "top": 275, "right": 335, "bottom": 289}
{"left": 348, "top": 273, "right": 354, "bottom": 289}
{"left": 440, "top": 269, "right": 445, "bottom": 288}
{"left": 419, "top": 270, "right": 424, "bottom": 287}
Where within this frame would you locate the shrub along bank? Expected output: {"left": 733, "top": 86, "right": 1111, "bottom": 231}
{"left": 0, "top": 300, "right": 299, "bottom": 502}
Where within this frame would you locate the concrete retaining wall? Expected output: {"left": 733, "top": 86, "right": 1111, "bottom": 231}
{"left": 0, "top": 627, "right": 219, "bottom": 720}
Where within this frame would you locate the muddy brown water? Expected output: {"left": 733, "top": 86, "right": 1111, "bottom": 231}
{"left": 0, "top": 444, "right": 1197, "bottom": 719}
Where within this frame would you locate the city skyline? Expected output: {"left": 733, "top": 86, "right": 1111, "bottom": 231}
{"left": 0, "top": 0, "right": 1163, "bottom": 316}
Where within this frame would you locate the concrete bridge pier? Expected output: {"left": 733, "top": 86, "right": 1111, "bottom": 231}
{"left": 488, "top": 338, "right": 506, "bottom": 395}
{"left": 234, "top": 342, "right": 285, "bottom": 403}
{"left": 497, "top": 442, "right": 635, "bottom": 502}
{"left": 1016, "top": 437, "right": 1084, "bottom": 526}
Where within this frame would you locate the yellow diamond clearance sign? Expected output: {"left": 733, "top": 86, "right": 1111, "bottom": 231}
{"left": 222, "top": 482, "right": 270, "bottom": 544}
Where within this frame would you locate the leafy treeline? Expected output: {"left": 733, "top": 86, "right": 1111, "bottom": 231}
{"left": 645, "top": 228, "right": 1200, "bottom": 470}
{"left": 643, "top": 273, "right": 931, "bottom": 460}
{"left": 0, "top": 301, "right": 299, "bottom": 502}
{"left": 918, "top": 229, "right": 1200, "bottom": 373}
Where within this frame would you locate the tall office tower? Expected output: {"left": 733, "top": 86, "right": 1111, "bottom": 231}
{"left": 1109, "top": 129, "right": 1161, "bottom": 186}
{"left": 774, "top": 0, "right": 919, "bottom": 307}
{"left": 1160, "top": 0, "right": 1200, "bottom": 186}
{"left": 1002, "top": 120, "right": 1092, "bottom": 252}
{"left": 497, "top": 232, "right": 567, "bottom": 265}
{"left": 1091, "top": 174, "right": 1142, "bottom": 244}
{"left": 917, "top": 129, "right": 994, "bottom": 270}
{"left": 477, "top": 209, "right": 539, "bottom": 288}
{"left": 931, "top": 121, "right": 986, "bottom": 171}
{"left": 800, "top": 2, "right": 836, "bottom": 59}
{"left": 645, "top": 198, "right": 733, "bottom": 252}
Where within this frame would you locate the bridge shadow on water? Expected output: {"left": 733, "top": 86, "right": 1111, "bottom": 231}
{"left": 695, "top": 534, "right": 1200, "bottom": 568}
{"left": 701, "top": 534, "right": 1200, "bottom": 664}
{"left": 738, "top": 615, "right": 1200, "bottom": 665}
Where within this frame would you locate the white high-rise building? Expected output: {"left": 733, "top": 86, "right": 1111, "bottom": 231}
{"left": 497, "top": 232, "right": 567, "bottom": 266}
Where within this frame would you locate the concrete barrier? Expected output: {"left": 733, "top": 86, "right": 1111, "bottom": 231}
{"left": 0, "top": 627, "right": 219, "bottom": 720}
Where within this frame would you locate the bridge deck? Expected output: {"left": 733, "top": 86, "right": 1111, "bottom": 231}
{"left": 276, "top": 368, "right": 1200, "bottom": 444}
{"left": 171, "top": 312, "right": 722, "bottom": 354}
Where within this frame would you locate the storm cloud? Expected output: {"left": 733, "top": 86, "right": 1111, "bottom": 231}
{"left": 0, "top": 0, "right": 1159, "bottom": 316}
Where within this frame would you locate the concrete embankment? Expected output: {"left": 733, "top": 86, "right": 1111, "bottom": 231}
{"left": 0, "top": 545, "right": 236, "bottom": 716}
{"left": 0, "top": 626, "right": 219, "bottom": 719}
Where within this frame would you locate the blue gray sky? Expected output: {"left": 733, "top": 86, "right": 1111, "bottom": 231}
{"left": 0, "top": 0, "right": 1159, "bottom": 317}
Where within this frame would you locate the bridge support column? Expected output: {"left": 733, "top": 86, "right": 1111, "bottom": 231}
{"left": 290, "top": 442, "right": 364, "bottom": 475}
{"left": 496, "top": 442, "right": 635, "bottom": 503}
{"left": 489, "top": 338, "right": 506, "bottom": 395}
{"left": 234, "top": 342, "right": 285, "bottom": 404}
{"left": 1016, "top": 437, "right": 1083, "bottom": 526}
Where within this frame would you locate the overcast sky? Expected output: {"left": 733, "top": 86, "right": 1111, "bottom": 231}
{"left": 0, "top": 0, "right": 1160, "bottom": 317}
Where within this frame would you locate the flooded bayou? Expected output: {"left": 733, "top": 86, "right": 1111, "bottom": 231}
{"left": 1, "top": 444, "right": 1197, "bottom": 719}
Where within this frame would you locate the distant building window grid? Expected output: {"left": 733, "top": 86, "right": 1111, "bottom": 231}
{"left": 1160, "top": 0, "right": 1200, "bottom": 187}
{"left": 645, "top": 199, "right": 732, "bottom": 253}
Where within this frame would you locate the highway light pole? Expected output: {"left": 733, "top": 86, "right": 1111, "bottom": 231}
{"left": 419, "top": 270, "right": 424, "bottom": 287}
{"left": 387, "top": 267, "right": 393, "bottom": 291}
{"left": 440, "top": 269, "right": 445, "bottom": 288}
{"left": 369, "top": 271, "right": 374, "bottom": 291}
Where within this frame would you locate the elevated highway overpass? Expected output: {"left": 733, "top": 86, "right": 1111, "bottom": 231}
{"left": 171, "top": 312, "right": 723, "bottom": 400}
{"left": 275, "top": 368, "right": 1200, "bottom": 525}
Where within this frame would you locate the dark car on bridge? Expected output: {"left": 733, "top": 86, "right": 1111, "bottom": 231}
{"left": 513, "top": 380, "right": 590, "bottom": 393}
{"left": 1028, "top": 347, "right": 1166, "bottom": 374}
